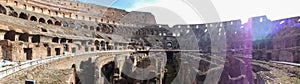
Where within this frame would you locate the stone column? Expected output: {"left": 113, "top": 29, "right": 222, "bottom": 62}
{"left": 0, "top": 32, "right": 6, "bottom": 40}
{"left": 28, "top": 36, "right": 32, "bottom": 43}
{"left": 15, "top": 34, "right": 19, "bottom": 41}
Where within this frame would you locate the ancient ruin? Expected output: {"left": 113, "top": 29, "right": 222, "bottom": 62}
{"left": 0, "top": 0, "right": 299, "bottom": 84}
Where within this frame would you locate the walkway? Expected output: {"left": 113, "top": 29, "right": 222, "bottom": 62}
{"left": 0, "top": 50, "right": 134, "bottom": 79}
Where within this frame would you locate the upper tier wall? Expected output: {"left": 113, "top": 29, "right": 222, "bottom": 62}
{"left": 1, "top": 0, "right": 156, "bottom": 25}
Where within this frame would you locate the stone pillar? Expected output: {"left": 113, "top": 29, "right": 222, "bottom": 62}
{"left": 28, "top": 36, "right": 32, "bottom": 43}
{"left": 58, "top": 39, "right": 61, "bottom": 44}
{"left": 15, "top": 34, "right": 19, "bottom": 41}
{"left": 0, "top": 46, "right": 2, "bottom": 60}
{"left": 0, "top": 32, "right": 5, "bottom": 40}
{"left": 105, "top": 45, "right": 108, "bottom": 51}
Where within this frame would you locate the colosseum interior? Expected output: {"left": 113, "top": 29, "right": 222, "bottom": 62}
{"left": 0, "top": 0, "right": 299, "bottom": 84}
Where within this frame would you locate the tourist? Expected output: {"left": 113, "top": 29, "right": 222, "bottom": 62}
{"left": 1, "top": 59, "right": 6, "bottom": 67}
{"left": 68, "top": 64, "right": 81, "bottom": 84}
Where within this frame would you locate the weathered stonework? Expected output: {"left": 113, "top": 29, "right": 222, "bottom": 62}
{"left": 0, "top": 0, "right": 156, "bottom": 62}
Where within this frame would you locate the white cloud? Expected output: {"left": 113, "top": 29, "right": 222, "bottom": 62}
{"left": 128, "top": 0, "right": 203, "bottom": 26}
{"left": 210, "top": 0, "right": 300, "bottom": 23}
{"left": 127, "top": 0, "right": 300, "bottom": 24}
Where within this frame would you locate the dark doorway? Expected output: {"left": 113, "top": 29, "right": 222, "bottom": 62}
{"left": 72, "top": 48, "right": 76, "bottom": 53}
{"left": 0, "top": 4, "right": 6, "bottom": 14}
{"left": 55, "top": 48, "right": 60, "bottom": 55}
{"left": 31, "top": 35, "right": 40, "bottom": 43}
{"left": 166, "top": 51, "right": 174, "bottom": 64}
{"left": 63, "top": 44, "right": 68, "bottom": 51}
{"left": 30, "top": 16, "right": 37, "bottom": 21}
{"left": 47, "top": 47, "right": 51, "bottom": 56}
{"left": 4, "top": 31, "right": 16, "bottom": 41}
{"left": 85, "top": 47, "right": 89, "bottom": 52}
{"left": 24, "top": 48, "right": 32, "bottom": 60}
{"left": 39, "top": 18, "right": 45, "bottom": 23}
{"left": 96, "top": 46, "right": 100, "bottom": 50}
{"left": 19, "top": 33, "right": 29, "bottom": 42}
{"left": 91, "top": 48, "right": 94, "bottom": 52}
{"left": 267, "top": 53, "right": 272, "bottom": 61}
{"left": 19, "top": 12, "right": 28, "bottom": 20}
{"left": 55, "top": 21, "right": 61, "bottom": 26}
{"left": 52, "top": 37, "right": 59, "bottom": 43}
{"left": 47, "top": 20, "right": 53, "bottom": 24}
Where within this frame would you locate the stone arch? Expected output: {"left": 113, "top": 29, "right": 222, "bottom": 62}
{"left": 52, "top": 37, "right": 59, "bottom": 43}
{"left": 32, "top": 6, "right": 35, "bottom": 11}
{"left": 19, "top": 12, "right": 28, "bottom": 20}
{"left": 95, "top": 40, "right": 100, "bottom": 46}
{"left": 100, "top": 41, "right": 106, "bottom": 49}
{"left": 63, "top": 22, "right": 68, "bottom": 27}
{"left": 19, "top": 33, "right": 29, "bottom": 42}
{"left": 39, "top": 18, "right": 45, "bottom": 23}
{"left": 95, "top": 40, "right": 100, "bottom": 50}
{"left": 9, "top": 11, "right": 18, "bottom": 17}
{"left": 55, "top": 21, "right": 61, "bottom": 26}
{"left": 76, "top": 24, "right": 82, "bottom": 28}
{"left": 30, "top": 16, "right": 37, "bottom": 21}
{"left": 14, "top": 1, "right": 18, "bottom": 6}
{"left": 47, "top": 19, "right": 53, "bottom": 24}
{"left": 32, "top": 35, "right": 40, "bottom": 43}
{"left": 22, "top": 4, "right": 26, "bottom": 9}
{"left": 106, "top": 42, "right": 110, "bottom": 49}
{"left": 4, "top": 31, "right": 16, "bottom": 41}
{"left": 96, "top": 27, "right": 100, "bottom": 31}
{"left": 60, "top": 38, "right": 66, "bottom": 43}
{"left": 83, "top": 25, "right": 88, "bottom": 29}
{"left": 90, "top": 26, "right": 94, "bottom": 30}
{"left": 0, "top": 4, "right": 6, "bottom": 14}
{"left": 70, "top": 23, "right": 75, "bottom": 28}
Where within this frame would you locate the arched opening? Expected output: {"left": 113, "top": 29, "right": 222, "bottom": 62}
{"left": 70, "top": 23, "right": 75, "bottom": 28}
{"left": 32, "top": 35, "right": 40, "bottom": 43}
{"left": 52, "top": 37, "right": 59, "bottom": 43}
{"left": 84, "top": 25, "right": 88, "bottom": 29}
{"left": 106, "top": 42, "right": 110, "bottom": 50}
{"left": 68, "top": 39, "right": 73, "bottom": 43}
{"left": 47, "top": 20, "right": 53, "bottom": 24}
{"left": 4, "top": 31, "right": 16, "bottom": 41}
{"left": 76, "top": 24, "right": 82, "bottom": 29}
{"left": 101, "top": 61, "right": 115, "bottom": 83}
{"left": 101, "top": 41, "right": 106, "bottom": 50}
{"left": 95, "top": 40, "right": 100, "bottom": 45}
{"left": 14, "top": 1, "right": 18, "bottom": 6}
{"left": 96, "top": 27, "right": 100, "bottom": 31}
{"left": 63, "top": 22, "right": 68, "bottom": 27}
{"left": 39, "top": 18, "right": 45, "bottom": 23}
{"left": 0, "top": 4, "right": 6, "bottom": 14}
{"left": 22, "top": 4, "right": 26, "bottom": 9}
{"left": 30, "top": 16, "right": 37, "bottom": 21}
{"left": 88, "top": 41, "right": 93, "bottom": 45}
{"left": 9, "top": 12, "right": 18, "bottom": 17}
{"left": 95, "top": 40, "right": 100, "bottom": 50}
{"left": 60, "top": 38, "right": 66, "bottom": 43}
{"left": 32, "top": 6, "right": 35, "bottom": 11}
{"left": 55, "top": 21, "right": 61, "bottom": 26}
{"left": 90, "top": 26, "right": 94, "bottom": 30}
{"left": 19, "top": 33, "right": 29, "bottom": 42}
{"left": 48, "top": 10, "right": 51, "bottom": 15}
{"left": 19, "top": 12, "right": 28, "bottom": 20}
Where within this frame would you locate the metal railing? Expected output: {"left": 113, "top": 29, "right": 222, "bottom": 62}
{"left": 0, "top": 50, "right": 134, "bottom": 79}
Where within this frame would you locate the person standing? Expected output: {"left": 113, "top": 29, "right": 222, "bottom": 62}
{"left": 68, "top": 64, "right": 81, "bottom": 84}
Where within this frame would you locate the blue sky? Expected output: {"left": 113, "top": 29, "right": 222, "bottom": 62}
{"left": 77, "top": 0, "right": 300, "bottom": 25}
{"left": 77, "top": 0, "right": 156, "bottom": 10}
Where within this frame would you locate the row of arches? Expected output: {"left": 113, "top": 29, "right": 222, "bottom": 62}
{"left": 3, "top": 31, "right": 43, "bottom": 43}
{"left": 7, "top": 0, "right": 121, "bottom": 25}
{"left": 0, "top": 4, "right": 115, "bottom": 34}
